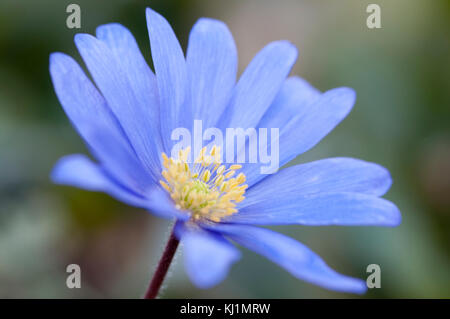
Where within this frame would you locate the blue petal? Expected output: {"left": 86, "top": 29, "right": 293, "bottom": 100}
{"left": 246, "top": 157, "right": 392, "bottom": 199}
{"left": 242, "top": 87, "right": 356, "bottom": 186}
{"left": 49, "top": 52, "right": 134, "bottom": 162}
{"left": 175, "top": 222, "right": 241, "bottom": 289}
{"left": 186, "top": 18, "right": 237, "bottom": 130}
{"left": 146, "top": 188, "right": 190, "bottom": 221}
{"left": 234, "top": 76, "right": 321, "bottom": 167}
{"left": 209, "top": 224, "right": 367, "bottom": 294}
{"left": 146, "top": 8, "right": 188, "bottom": 153}
{"left": 51, "top": 154, "right": 149, "bottom": 207}
{"left": 218, "top": 40, "right": 298, "bottom": 130}
{"left": 258, "top": 76, "right": 321, "bottom": 130}
{"left": 51, "top": 154, "right": 187, "bottom": 220}
{"left": 75, "top": 120, "right": 154, "bottom": 195}
{"left": 96, "top": 23, "right": 163, "bottom": 156}
{"left": 74, "top": 33, "right": 161, "bottom": 182}
{"left": 226, "top": 192, "right": 401, "bottom": 227}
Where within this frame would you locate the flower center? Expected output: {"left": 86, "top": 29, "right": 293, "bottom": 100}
{"left": 160, "top": 146, "right": 247, "bottom": 222}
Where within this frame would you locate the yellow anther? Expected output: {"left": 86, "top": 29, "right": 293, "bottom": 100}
{"left": 160, "top": 180, "right": 171, "bottom": 192}
{"left": 215, "top": 175, "right": 224, "bottom": 186}
{"left": 236, "top": 173, "right": 246, "bottom": 184}
{"left": 162, "top": 153, "right": 169, "bottom": 166}
{"left": 160, "top": 146, "right": 246, "bottom": 222}
{"left": 220, "top": 181, "right": 228, "bottom": 193}
{"left": 225, "top": 171, "right": 235, "bottom": 179}
{"left": 202, "top": 170, "right": 211, "bottom": 182}
{"left": 162, "top": 170, "right": 171, "bottom": 181}
{"left": 216, "top": 165, "right": 225, "bottom": 175}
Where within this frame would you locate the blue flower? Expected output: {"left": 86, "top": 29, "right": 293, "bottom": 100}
{"left": 50, "top": 8, "right": 401, "bottom": 294}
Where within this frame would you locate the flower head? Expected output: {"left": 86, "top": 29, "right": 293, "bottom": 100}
{"left": 50, "top": 8, "right": 401, "bottom": 294}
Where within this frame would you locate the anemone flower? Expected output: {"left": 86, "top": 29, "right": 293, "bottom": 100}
{"left": 50, "top": 8, "right": 401, "bottom": 297}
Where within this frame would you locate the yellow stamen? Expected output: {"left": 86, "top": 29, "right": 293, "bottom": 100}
{"left": 160, "top": 146, "right": 246, "bottom": 222}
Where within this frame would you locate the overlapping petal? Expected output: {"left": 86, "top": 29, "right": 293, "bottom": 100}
{"left": 176, "top": 222, "right": 241, "bottom": 288}
{"left": 75, "top": 121, "right": 154, "bottom": 194}
{"left": 228, "top": 157, "right": 397, "bottom": 225}
{"left": 52, "top": 155, "right": 187, "bottom": 220}
{"left": 242, "top": 87, "right": 356, "bottom": 186}
{"left": 208, "top": 224, "right": 367, "bottom": 294}
{"left": 186, "top": 18, "right": 237, "bottom": 130}
{"left": 52, "top": 154, "right": 147, "bottom": 206}
{"left": 233, "top": 76, "right": 321, "bottom": 168}
{"left": 226, "top": 192, "right": 401, "bottom": 226}
{"left": 74, "top": 33, "right": 161, "bottom": 182}
{"left": 218, "top": 41, "right": 298, "bottom": 130}
{"left": 146, "top": 8, "right": 188, "bottom": 153}
{"left": 96, "top": 23, "right": 163, "bottom": 156}
{"left": 246, "top": 157, "right": 392, "bottom": 199}
{"left": 49, "top": 52, "right": 133, "bottom": 159}
{"left": 258, "top": 76, "right": 321, "bottom": 130}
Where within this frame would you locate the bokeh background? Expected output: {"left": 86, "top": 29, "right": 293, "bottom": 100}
{"left": 0, "top": 0, "right": 449, "bottom": 298}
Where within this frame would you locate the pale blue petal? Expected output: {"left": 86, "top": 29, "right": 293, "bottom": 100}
{"left": 218, "top": 41, "right": 298, "bottom": 130}
{"left": 226, "top": 192, "right": 401, "bottom": 227}
{"left": 51, "top": 155, "right": 187, "bottom": 220}
{"left": 75, "top": 120, "right": 154, "bottom": 195}
{"left": 176, "top": 222, "right": 241, "bottom": 288}
{"left": 258, "top": 76, "right": 321, "bottom": 130}
{"left": 246, "top": 157, "right": 392, "bottom": 199}
{"left": 209, "top": 224, "right": 367, "bottom": 294}
{"left": 49, "top": 52, "right": 133, "bottom": 160}
{"left": 96, "top": 23, "right": 163, "bottom": 156}
{"left": 74, "top": 33, "right": 161, "bottom": 182}
{"left": 51, "top": 154, "right": 149, "bottom": 207}
{"left": 186, "top": 18, "right": 237, "bottom": 130}
{"left": 242, "top": 87, "right": 356, "bottom": 186}
{"left": 146, "top": 8, "right": 188, "bottom": 153}
{"left": 234, "top": 76, "right": 321, "bottom": 166}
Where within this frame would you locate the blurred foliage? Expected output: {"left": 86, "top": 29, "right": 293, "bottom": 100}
{"left": 0, "top": 0, "right": 449, "bottom": 298}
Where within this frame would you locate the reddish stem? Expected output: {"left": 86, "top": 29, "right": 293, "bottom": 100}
{"left": 144, "top": 226, "right": 180, "bottom": 299}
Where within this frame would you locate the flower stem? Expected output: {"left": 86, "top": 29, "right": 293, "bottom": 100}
{"left": 144, "top": 225, "right": 180, "bottom": 299}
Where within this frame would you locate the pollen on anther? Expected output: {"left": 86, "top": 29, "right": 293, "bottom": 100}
{"left": 159, "top": 146, "right": 246, "bottom": 222}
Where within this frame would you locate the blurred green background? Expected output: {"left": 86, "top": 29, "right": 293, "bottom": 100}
{"left": 0, "top": 0, "right": 449, "bottom": 298}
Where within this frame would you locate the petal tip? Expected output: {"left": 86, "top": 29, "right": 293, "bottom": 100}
{"left": 349, "top": 279, "right": 368, "bottom": 295}
{"left": 388, "top": 204, "right": 402, "bottom": 227}
{"left": 73, "top": 33, "right": 95, "bottom": 48}
{"left": 378, "top": 199, "right": 402, "bottom": 227}
{"left": 49, "top": 52, "right": 69, "bottom": 73}
{"left": 49, "top": 51, "right": 63, "bottom": 63}
{"left": 145, "top": 7, "right": 163, "bottom": 22}
{"left": 338, "top": 87, "right": 357, "bottom": 105}
{"left": 50, "top": 154, "right": 83, "bottom": 185}
{"left": 194, "top": 17, "right": 228, "bottom": 30}
{"left": 271, "top": 40, "right": 299, "bottom": 61}
{"left": 49, "top": 163, "right": 62, "bottom": 184}
{"left": 49, "top": 51, "right": 73, "bottom": 66}
{"left": 95, "top": 22, "right": 127, "bottom": 37}
{"left": 323, "top": 87, "right": 357, "bottom": 117}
